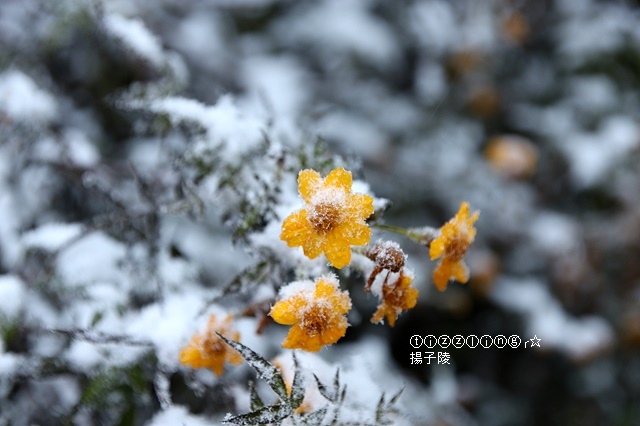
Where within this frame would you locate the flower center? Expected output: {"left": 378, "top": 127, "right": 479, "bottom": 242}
{"left": 301, "top": 305, "right": 330, "bottom": 336}
{"left": 445, "top": 235, "right": 469, "bottom": 259}
{"left": 308, "top": 201, "right": 342, "bottom": 233}
{"left": 366, "top": 241, "right": 405, "bottom": 272}
{"left": 202, "top": 336, "right": 226, "bottom": 358}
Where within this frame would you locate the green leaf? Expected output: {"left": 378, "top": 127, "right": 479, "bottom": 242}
{"left": 128, "top": 364, "right": 147, "bottom": 394}
{"left": 313, "top": 374, "right": 331, "bottom": 402}
{"left": 300, "top": 407, "right": 328, "bottom": 426}
{"left": 290, "top": 353, "right": 305, "bottom": 410}
{"left": 90, "top": 311, "right": 104, "bottom": 327}
{"left": 249, "top": 381, "right": 264, "bottom": 412}
{"left": 216, "top": 333, "right": 289, "bottom": 401}
{"left": 80, "top": 370, "right": 117, "bottom": 407}
{"left": 375, "top": 393, "right": 386, "bottom": 423}
{"left": 224, "top": 404, "right": 292, "bottom": 425}
{"left": 389, "top": 387, "right": 404, "bottom": 405}
{"left": 375, "top": 388, "right": 404, "bottom": 425}
{"left": 313, "top": 368, "right": 340, "bottom": 403}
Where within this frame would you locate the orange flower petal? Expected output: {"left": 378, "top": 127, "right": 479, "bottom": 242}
{"left": 209, "top": 357, "right": 225, "bottom": 376}
{"left": 315, "top": 279, "right": 337, "bottom": 298}
{"left": 179, "top": 315, "right": 242, "bottom": 376}
{"left": 315, "top": 279, "right": 351, "bottom": 314}
{"left": 429, "top": 235, "right": 445, "bottom": 259}
{"left": 270, "top": 295, "right": 308, "bottom": 325}
{"left": 301, "top": 238, "right": 324, "bottom": 260}
{"left": 384, "top": 308, "right": 399, "bottom": 327}
{"left": 324, "top": 167, "right": 352, "bottom": 193}
{"left": 347, "top": 193, "right": 374, "bottom": 220}
{"left": 323, "top": 239, "right": 352, "bottom": 269}
{"left": 429, "top": 202, "right": 479, "bottom": 290}
{"left": 451, "top": 261, "right": 469, "bottom": 283}
{"left": 342, "top": 222, "right": 371, "bottom": 246}
{"left": 282, "top": 324, "right": 320, "bottom": 352}
{"left": 281, "top": 210, "right": 315, "bottom": 247}
{"left": 331, "top": 293, "right": 352, "bottom": 315}
{"left": 298, "top": 169, "right": 322, "bottom": 203}
{"left": 370, "top": 271, "right": 419, "bottom": 326}
{"left": 405, "top": 288, "right": 419, "bottom": 310}
{"left": 433, "top": 260, "right": 452, "bottom": 291}
{"left": 320, "top": 317, "right": 349, "bottom": 345}
{"left": 179, "top": 345, "right": 204, "bottom": 367}
{"left": 228, "top": 349, "right": 244, "bottom": 366}
{"left": 371, "top": 307, "right": 385, "bottom": 325}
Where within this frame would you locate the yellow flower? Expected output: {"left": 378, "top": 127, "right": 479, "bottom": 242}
{"left": 179, "top": 314, "right": 242, "bottom": 376}
{"left": 280, "top": 168, "right": 374, "bottom": 269}
{"left": 429, "top": 202, "right": 480, "bottom": 291}
{"left": 269, "top": 275, "right": 351, "bottom": 352}
{"left": 371, "top": 271, "right": 419, "bottom": 327}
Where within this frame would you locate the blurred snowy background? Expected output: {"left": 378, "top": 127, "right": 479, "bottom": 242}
{"left": 1, "top": 0, "right": 640, "bottom": 425}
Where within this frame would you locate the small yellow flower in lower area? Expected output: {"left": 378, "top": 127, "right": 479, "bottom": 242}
{"left": 430, "top": 202, "right": 480, "bottom": 291}
{"left": 280, "top": 168, "right": 374, "bottom": 269}
{"left": 179, "top": 314, "right": 242, "bottom": 376}
{"left": 371, "top": 271, "right": 419, "bottom": 327}
{"left": 269, "top": 275, "right": 351, "bottom": 352}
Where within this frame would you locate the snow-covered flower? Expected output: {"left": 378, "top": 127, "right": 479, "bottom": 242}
{"left": 280, "top": 168, "right": 374, "bottom": 268}
{"left": 371, "top": 270, "right": 418, "bottom": 327}
{"left": 365, "top": 240, "right": 406, "bottom": 291}
{"left": 430, "top": 202, "right": 480, "bottom": 291}
{"left": 179, "top": 314, "right": 242, "bottom": 376}
{"left": 269, "top": 275, "right": 351, "bottom": 352}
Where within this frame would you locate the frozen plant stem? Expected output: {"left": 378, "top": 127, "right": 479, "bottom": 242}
{"left": 371, "top": 223, "right": 439, "bottom": 246}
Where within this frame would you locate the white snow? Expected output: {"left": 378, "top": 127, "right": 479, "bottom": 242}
{"left": 147, "top": 405, "right": 212, "bottom": 426}
{"left": 0, "top": 275, "right": 26, "bottom": 319}
{"left": 64, "top": 130, "right": 101, "bottom": 167}
{"left": 278, "top": 0, "right": 399, "bottom": 67}
{"left": 21, "top": 223, "right": 83, "bottom": 252}
{"left": 103, "top": 14, "right": 165, "bottom": 68}
{"left": 557, "top": 4, "right": 630, "bottom": 64}
{"left": 56, "top": 231, "right": 127, "bottom": 287}
{"left": 242, "top": 55, "right": 310, "bottom": 117}
{"left": 65, "top": 340, "right": 110, "bottom": 372}
{"left": 65, "top": 338, "right": 147, "bottom": 372}
{"left": 169, "top": 11, "right": 227, "bottom": 73}
{"left": 415, "top": 60, "right": 448, "bottom": 105}
{"left": 529, "top": 212, "right": 580, "bottom": 255}
{"left": 145, "top": 95, "right": 264, "bottom": 163}
{"left": 326, "top": 337, "right": 411, "bottom": 425}
{"left": 277, "top": 279, "right": 319, "bottom": 300}
{"left": 568, "top": 76, "right": 617, "bottom": 115}
{"left": 161, "top": 217, "right": 251, "bottom": 284}
{"left": 125, "top": 293, "right": 206, "bottom": 367}
{"left": 491, "top": 277, "right": 614, "bottom": 361}
{"left": 514, "top": 102, "right": 640, "bottom": 189}
{"left": 410, "top": 1, "right": 497, "bottom": 53}
{"left": 561, "top": 116, "right": 640, "bottom": 187}
{"left": 0, "top": 351, "right": 20, "bottom": 378}
{"left": 409, "top": 1, "right": 457, "bottom": 54}
{"left": 317, "top": 112, "right": 387, "bottom": 160}
{"left": 369, "top": 270, "right": 401, "bottom": 300}
{"left": 30, "top": 333, "right": 65, "bottom": 358}
{"left": 0, "top": 70, "right": 57, "bottom": 123}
